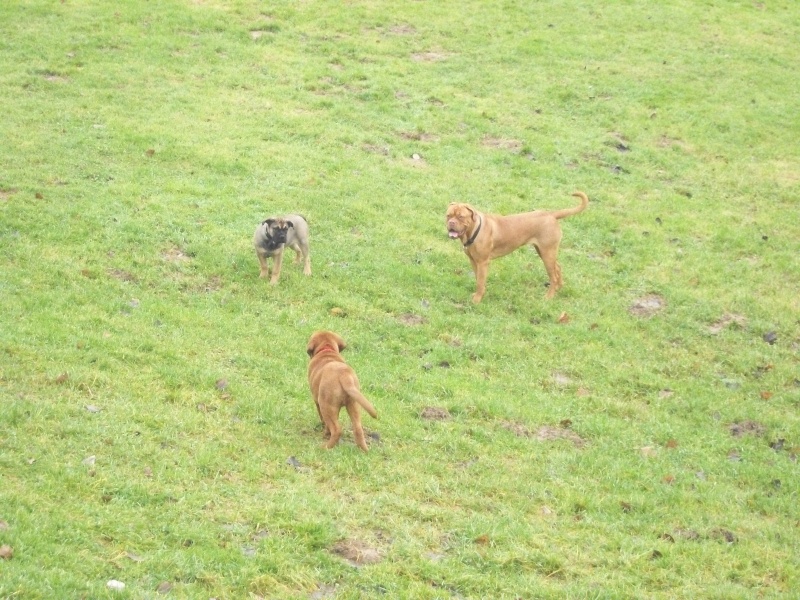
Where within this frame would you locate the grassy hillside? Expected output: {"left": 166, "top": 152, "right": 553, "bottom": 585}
{"left": 1, "top": 1, "right": 798, "bottom": 598}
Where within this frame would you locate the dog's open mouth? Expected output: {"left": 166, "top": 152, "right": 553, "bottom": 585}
{"left": 448, "top": 228, "right": 461, "bottom": 239}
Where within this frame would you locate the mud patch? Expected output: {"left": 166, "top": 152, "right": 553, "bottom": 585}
{"left": 629, "top": 294, "right": 665, "bottom": 318}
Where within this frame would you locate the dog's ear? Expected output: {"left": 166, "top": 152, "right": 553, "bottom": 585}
{"left": 333, "top": 333, "right": 347, "bottom": 352}
{"left": 286, "top": 221, "right": 294, "bottom": 228}
{"left": 306, "top": 335, "right": 318, "bottom": 357}
{"left": 264, "top": 218, "right": 275, "bottom": 227}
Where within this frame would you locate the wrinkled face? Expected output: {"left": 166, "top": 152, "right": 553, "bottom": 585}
{"left": 307, "top": 330, "right": 347, "bottom": 358}
{"left": 446, "top": 203, "right": 475, "bottom": 239}
{"left": 264, "top": 218, "right": 294, "bottom": 245}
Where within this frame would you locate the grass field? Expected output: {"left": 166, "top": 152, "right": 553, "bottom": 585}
{"left": 1, "top": 1, "right": 799, "bottom": 598}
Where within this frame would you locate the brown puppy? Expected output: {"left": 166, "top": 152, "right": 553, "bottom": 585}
{"left": 446, "top": 191, "right": 588, "bottom": 303}
{"left": 306, "top": 331, "right": 378, "bottom": 451}
{"left": 253, "top": 214, "right": 311, "bottom": 285}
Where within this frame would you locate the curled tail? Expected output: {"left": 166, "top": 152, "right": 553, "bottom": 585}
{"left": 551, "top": 191, "right": 589, "bottom": 220}
{"left": 342, "top": 379, "right": 378, "bottom": 419}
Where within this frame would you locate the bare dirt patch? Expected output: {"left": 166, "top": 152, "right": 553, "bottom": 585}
{"left": 398, "top": 131, "right": 439, "bottom": 143}
{"left": 552, "top": 372, "right": 572, "bottom": 386}
{"left": 398, "top": 313, "right": 426, "bottom": 326}
{"left": 657, "top": 134, "right": 691, "bottom": 151}
{"left": 388, "top": 24, "right": 416, "bottom": 35}
{"left": 330, "top": 539, "right": 382, "bottom": 567}
{"left": 629, "top": 294, "right": 665, "bottom": 318}
{"left": 482, "top": 136, "right": 523, "bottom": 153}
{"left": 411, "top": 51, "right": 451, "bottom": 62}
{"left": 107, "top": 268, "right": 138, "bottom": 283}
{"left": 0, "top": 188, "right": 19, "bottom": 202}
{"left": 200, "top": 275, "right": 223, "bottom": 293}
{"left": 729, "top": 420, "right": 765, "bottom": 438}
{"left": 501, "top": 421, "right": 586, "bottom": 448}
{"left": 708, "top": 313, "right": 747, "bottom": 334}
{"left": 607, "top": 131, "right": 631, "bottom": 152}
{"left": 362, "top": 143, "right": 389, "bottom": 156}
{"left": 421, "top": 407, "right": 451, "bottom": 420}
{"left": 162, "top": 247, "right": 191, "bottom": 263}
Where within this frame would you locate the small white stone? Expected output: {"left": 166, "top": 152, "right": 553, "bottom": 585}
{"left": 107, "top": 580, "right": 125, "bottom": 591}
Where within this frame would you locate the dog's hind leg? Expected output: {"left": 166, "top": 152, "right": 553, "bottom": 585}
{"left": 347, "top": 404, "right": 369, "bottom": 451}
{"left": 537, "top": 244, "right": 562, "bottom": 299}
{"left": 317, "top": 395, "right": 342, "bottom": 448}
{"left": 315, "top": 402, "right": 330, "bottom": 439}
{"left": 323, "top": 417, "right": 342, "bottom": 449}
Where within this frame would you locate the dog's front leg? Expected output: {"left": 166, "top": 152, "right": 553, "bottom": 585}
{"left": 270, "top": 249, "right": 284, "bottom": 285}
{"left": 472, "top": 259, "right": 489, "bottom": 304}
{"left": 257, "top": 252, "right": 270, "bottom": 279}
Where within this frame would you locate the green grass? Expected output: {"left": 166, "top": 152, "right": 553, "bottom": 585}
{"left": 1, "top": 0, "right": 798, "bottom": 598}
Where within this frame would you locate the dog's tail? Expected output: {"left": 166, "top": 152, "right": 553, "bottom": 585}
{"left": 551, "top": 191, "right": 589, "bottom": 220}
{"left": 342, "top": 378, "right": 378, "bottom": 419}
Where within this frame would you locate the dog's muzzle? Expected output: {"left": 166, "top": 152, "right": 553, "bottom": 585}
{"left": 265, "top": 231, "right": 288, "bottom": 249}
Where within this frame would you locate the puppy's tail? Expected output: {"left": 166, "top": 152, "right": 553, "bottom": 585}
{"left": 551, "top": 191, "right": 589, "bottom": 220}
{"left": 343, "top": 379, "right": 378, "bottom": 419}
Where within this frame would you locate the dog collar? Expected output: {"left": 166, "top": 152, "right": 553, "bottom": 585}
{"left": 463, "top": 215, "right": 482, "bottom": 247}
{"left": 315, "top": 345, "right": 337, "bottom": 355}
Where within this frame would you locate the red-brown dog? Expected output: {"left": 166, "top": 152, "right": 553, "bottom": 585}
{"left": 446, "top": 191, "right": 589, "bottom": 303}
{"left": 306, "top": 331, "right": 378, "bottom": 451}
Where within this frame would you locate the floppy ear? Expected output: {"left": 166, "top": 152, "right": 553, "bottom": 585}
{"left": 306, "top": 336, "right": 317, "bottom": 357}
{"left": 286, "top": 221, "right": 294, "bottom": 228}
{"left": 264, "top": 218, "right": 275, "bottom": 227}
{"left": 333, "top": 333, "right": 347, "bottom": 352}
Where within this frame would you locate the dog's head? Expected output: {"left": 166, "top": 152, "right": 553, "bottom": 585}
{"left": 307, "top": 330, "right": 347, "bottom": 358}
{"left": 446, "top": 203, "right": 477, "bottom": 240}
{"left": 262, "top": 218, "right": 294, "bottom": 248}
